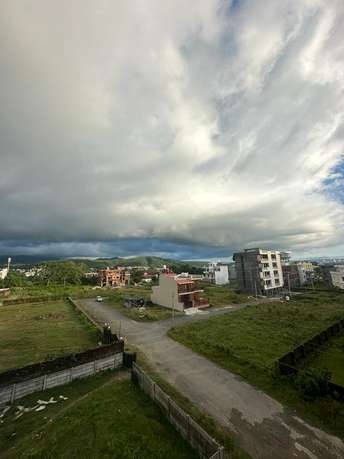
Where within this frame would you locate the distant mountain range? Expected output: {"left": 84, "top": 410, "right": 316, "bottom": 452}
{"left": 0, "top": 255, "right": 206, "bottom": 270}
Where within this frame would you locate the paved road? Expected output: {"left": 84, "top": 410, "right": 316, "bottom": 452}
{"left": 78, "top": 299, "right": 344, "bottom": 459}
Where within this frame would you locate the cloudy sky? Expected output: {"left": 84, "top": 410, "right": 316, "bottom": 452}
{"left": 1, "top": 0, "right": 344, "bottom": 260}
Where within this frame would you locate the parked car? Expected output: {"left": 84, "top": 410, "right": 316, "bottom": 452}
{"left": 96, "top": 296, "right": 103, "bottom": 302}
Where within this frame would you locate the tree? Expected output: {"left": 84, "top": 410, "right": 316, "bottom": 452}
{"left": 38, "top": 261, "right": 87, "bottom": 285}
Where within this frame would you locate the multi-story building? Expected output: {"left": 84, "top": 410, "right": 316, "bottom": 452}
{"left": 151, "top": 273, "right": 209, "bottom": 312}
{"left": 233, "top": 248, "right": 284, "bottom": 296}
{"left": 330, "top": 265, "right": 344, "bottom": 290}
{"left": 203, "top": 262, "right": 229, "bottom": 285}
{"left": 98, "top": 267, "right": 130, "bottom": 288}
{"left": 296, "top": 261, "right": 315, "bottom": 286}
{"left": 319, "top": 264, "right": 335, "bottom": 286}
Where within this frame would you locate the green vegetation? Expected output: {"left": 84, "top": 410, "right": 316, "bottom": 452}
{"left": 0, "top": 301, "right": 98, "bottom": 372}
{"left": 299, "top": 334, "right": 344, "bottom": 386}
{"left": 129, "top": 347, "right": 251, "bottom": 459}
{"left": 5, "top": 285, "right": 99, "bottom": 301}
{"left": 168, "top": 292, "right": 344, "bottom": 438}
{"left": 201, "top": 283, "right": 252, "bottom": 307}
{"left": 106, "top": 286, "right": 181, "bottom": 321}
{"left": 0, "top": 371, "right": 198, "bottom": 459}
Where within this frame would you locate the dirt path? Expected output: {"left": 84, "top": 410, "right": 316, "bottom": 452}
{"left": 79, "top": 299, "right": 344, "bottom": 459}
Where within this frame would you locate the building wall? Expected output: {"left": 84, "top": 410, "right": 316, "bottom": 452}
{"left": 297, "top": 262, "right": 315, "bottom": 286}
{"left": 233, "top": 248, "right": 284, "bottom": 295}
{"left": 151, "top": 275, "right": 184, "bottom": 311}
{"left": 330, "top": 266, "right": 344, "bottom": 290}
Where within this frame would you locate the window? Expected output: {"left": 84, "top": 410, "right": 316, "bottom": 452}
{"left": 274, "top": 270, "right": 279, "bottom": 276}
{"left": 262, "top": 254, "right": 268, "bottom": 259}
{"left": 265, "top": 280, "right": 272, "bottom": 286}
{"left": 271, "top": 254, "right": 276, "bottom": 260}
{"left": 275, "top": 279, "right": 280, "bottom": 285}
{"left": 264, "top": 271, "right": 270, "bottom": 277}
{"left": 272, "top": 262, "right": 277, "bottom": 268}
{"left": 263, "top": 263, "right": 269, "bottom": 268}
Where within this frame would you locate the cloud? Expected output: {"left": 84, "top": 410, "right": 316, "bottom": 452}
{"left": 1, "top": 0, "right": 344, "bottom": 257}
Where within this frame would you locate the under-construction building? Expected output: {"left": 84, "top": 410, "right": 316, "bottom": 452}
{"left": 98, "top": 267, "right": 130, "bottom": 288}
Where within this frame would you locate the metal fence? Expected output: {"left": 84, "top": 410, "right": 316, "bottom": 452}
{"left": 0, "top": 353, "right": 123, "bottom": 404}
{"left": 132, "top": 363, "right": 228, "bottom": 459}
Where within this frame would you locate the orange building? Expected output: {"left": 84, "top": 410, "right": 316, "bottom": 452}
{"left": 98, "top": 267, "right": 130, "bottom": 288}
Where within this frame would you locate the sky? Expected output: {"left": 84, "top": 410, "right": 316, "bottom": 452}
{"left": 1, "top": 0, "right": 344, "bottom": 261}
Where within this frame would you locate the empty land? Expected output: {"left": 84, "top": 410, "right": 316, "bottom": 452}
{"left": 0, "top": 301, "right": 98, "bottom": 372}
{"left": 0, "top": 371, "right": 198, "bottom": 459}
{"left": 300, "top": 334, "right": 344, "bottom": 386}
{"left": 169, "top": 291, "right": 344, "bottom": 437}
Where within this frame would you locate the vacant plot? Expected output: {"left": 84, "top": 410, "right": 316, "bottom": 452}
{"left": 6, "top": 285, "right": 98, "bottom": 301}
{"left": 0, "top": 371, "right": 198, "bottom": 459}
{"left": 0, "top": 301, "right": 98, "bottom": 372}
{"left": 201, "top": 284, "right": 252, "bottom": 307}
{"left": 169, "top": 292, "right": 344, "bottom": 437}
{"left": 300, "top": 334, "right": 344, "bottom": 386}
{"left": 106, "top": 286, "right": 181, "bottom": 321}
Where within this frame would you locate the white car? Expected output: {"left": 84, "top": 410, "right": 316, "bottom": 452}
{"left": 96, "top": 296, "right": 103, "bottom": 302}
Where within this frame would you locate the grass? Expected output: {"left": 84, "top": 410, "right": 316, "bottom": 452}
{"left": 201, "top": 284, "right": 252, "bottom": 307}
{"left": 0, "top": 371, "right": 198, "bottom": 459}
{"left": 128, "top": 346, "right": 251, "bottom": 459}
{"left": 299, "top": 334, "right": 344, "bottom": 386}
{"left": 106, "top": 286, "right": 182, "bottom": 321}
{"left": 5, "top": 285, "right": 100, "bottom": 301}
{"left": 0, "top": 301, "right": 98, "bottom": 372}
{"left": 168, "top": 291, "right": 344, "bottom": 438}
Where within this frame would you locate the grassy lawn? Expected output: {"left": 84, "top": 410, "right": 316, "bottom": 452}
{"left": 299, "top": 334, "right": 344, "bottom": 386}
{"left": 168, "top": 292, "right": 344, "bottom": 438}
{"left": 5, "top": 285, "right": 100, "bottom": 301}
{"left": 0, "top": 371, "right": 198, "bottom": 459}
{"left": 106, "top": 286, "right": 182, "bottom": 321}
{"left": 201, "top": 284, "right": 253, "bottom": 307}
{"left": 0, "top": 301, "right": 98, "bottom": 372}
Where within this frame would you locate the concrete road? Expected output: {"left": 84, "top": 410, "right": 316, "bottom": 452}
{"left": 77, "top": 298, "right": 344, "bottom": 459}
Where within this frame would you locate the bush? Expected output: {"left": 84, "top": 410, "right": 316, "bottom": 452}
{"left": 295, "top": 368, "right": 331, "bottom": 400}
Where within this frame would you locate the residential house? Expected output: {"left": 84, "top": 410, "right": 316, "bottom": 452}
{"left": 203, "top": 262, "right": 229, "bottom": 285}
{"left": 151, "top": 273, "right": 209, "bottom": 312}
{"left": 330, "top": 265, "right": 344, "bottom": 290}
{"left": 98, "top": 267, "right": 130, "bottom": 288}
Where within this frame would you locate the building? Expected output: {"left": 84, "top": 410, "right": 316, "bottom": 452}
{"left": 233, "top": 248, "right": 284, "bottom": 296}
{"left": 319, "top": 264, "right": 335, "bottom": 286}
{"left": 330, "top": 265, "right": 344, "bottom": 290}
{"left": 98, "top": 267, "right": 130, "bottom": 288}
{"left": 203, "top": 262, "right": 229, "bottom": 285}
{"left": 151, "top": 273, "right": 209, "bottom": 312}
{"left": 296, "top": 261, "right": 315, "bottom": 286}
{"left": 228, "top": 263, "right": 237, "bottom": 280}
{"left": 282, "top": 264, "right": 300, "bottom": 290}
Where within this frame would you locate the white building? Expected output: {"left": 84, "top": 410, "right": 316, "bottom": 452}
{"left": 330, "top": 265, "right": 344, "bottom": 290}
{"left": 0, "top": 268, "right": 8, "bottom": 281}
{"left": 203, "top": 263, "right": 229, "bottom": 285}
{"left": 233, "top": 248, "right": 284, "bottom": 296}
{"left": 296, "top": 261, "right": 315, "bottom": 286}
{"left": 151, "top": 273, "right": 209, "bottom": 312}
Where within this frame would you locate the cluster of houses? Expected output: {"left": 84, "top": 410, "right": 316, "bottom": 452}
{"left": 232, "top": 248, "right": 317, "bottom": 296}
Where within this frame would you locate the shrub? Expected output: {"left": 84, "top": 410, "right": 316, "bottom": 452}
{"left": 295, "top": 368, "right": 331, "bottom": 400}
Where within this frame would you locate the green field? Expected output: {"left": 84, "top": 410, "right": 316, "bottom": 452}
{"left": 0, "top": 371, "right": 198, "bottom": 459}
{"left": 300, "top": 334, "right": 344, "bottom": 386}
{"left": 106, "top": 286, "right": 182, "bottom": 321}
{"left": 5, "top": 285, "right": 99, "bottom": 301}
{"left": 168, "top": 292, "right": 344, "bottom": 437}
{"left": 201, "top": 284, "right": 252, "bottom": 307}
{"left": 0, "top": 301, "right": 98, "bottom": 372}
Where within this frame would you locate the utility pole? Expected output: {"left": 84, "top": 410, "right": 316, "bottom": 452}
{"left": 288, "top": 273, "right": 291, "bottom": 295}
{"left": 172, "top": 292, "right": 175, "bottom": 320}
